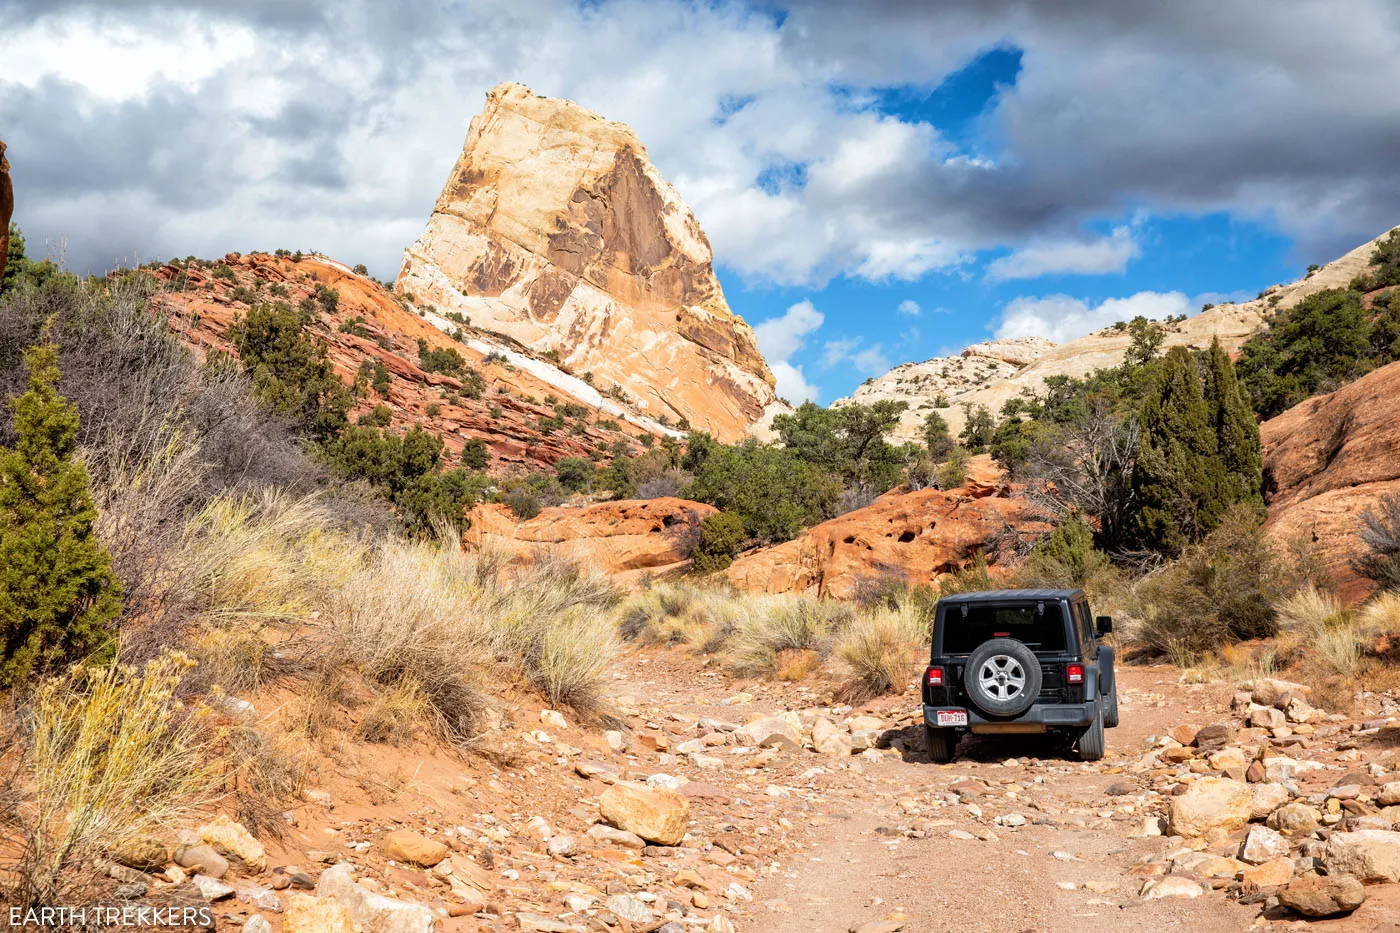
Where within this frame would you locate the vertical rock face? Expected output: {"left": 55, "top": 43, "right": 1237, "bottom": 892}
{"left": 1, "top": 140, "right": 12, "bottom": 284}
{"left": 397, "top": 82, "right": 780, "bottom": 442}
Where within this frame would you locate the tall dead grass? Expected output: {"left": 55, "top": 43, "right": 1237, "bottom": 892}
{"left": 834, "top": 601, "right": 929, "bottom": 702}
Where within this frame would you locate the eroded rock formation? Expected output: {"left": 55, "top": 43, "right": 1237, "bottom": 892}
{"left": 724, "top": 457, "right": 1051, "bottom": 599}
{"left": 397, "top": 82, "right": 782, "bottom": 441}
{"left": 1261, "top": 359, "right": 1400, "bottom": 603}
{"left": 461, "top": 497, "right": 717, "bottom": 577}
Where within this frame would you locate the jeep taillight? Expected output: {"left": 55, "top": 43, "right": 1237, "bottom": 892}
{"left": 1066, "top": 663, "right": 1084, "bottom": 684}
{"left": 925, "top": 666, "right": 944, "bottom": 687}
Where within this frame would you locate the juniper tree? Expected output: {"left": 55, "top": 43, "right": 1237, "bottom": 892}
{"left": 1202, "top": 337, "right": 1263, "bottom": 508}
{"left": 1130, "top": 346, "right": 1226, "bottom": 555}
{"left": 0, "top": 337, "right": 121, "bottom": 686}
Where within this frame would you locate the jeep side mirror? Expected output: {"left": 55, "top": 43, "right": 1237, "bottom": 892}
{"left": 1096, "top": 615, "right": 1113, "bottom": 636}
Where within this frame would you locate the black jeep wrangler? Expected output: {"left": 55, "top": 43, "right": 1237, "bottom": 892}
{"left": 921, "top": 588, "right": 1117, "bottom": 763}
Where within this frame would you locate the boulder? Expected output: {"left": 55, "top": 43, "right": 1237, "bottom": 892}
{"left": 381, "top": 830, "right": 449, "bottom": 867}
{"left": 1278, "top": 874, "right": 1366, "bottom": 917}
{"left": 397, "top": 82, "right": 780, "bottom": 442}
{"left": 173, "top": 844, "right": 229, "bottom": 879}
{"left": 1241, "top": 825, "right": 1291, "bottom": 864}
{"left": 1250, "top": 679, "right": 1310, "bottom": 709}
{"left": 1248, "top": 706, "right": 1287, "bottom": 731}
{"left": 1208, "top": 747, "right": 1247, "bottom": 781}
{"left": 812, "top": 718, "right": 852, "bottom": 756}
{"left": 1250, "top": 782, "right": 1290, "bottom": 820}
{"left": 1240, "top": 858, "right": 1293, "bottom": 889}
{"left": 1268, "top": 802, "right": 1322, "bottom": 836}
{"left": 1140, "top": 875, "right": 1207, "bottom": 899}
{"left": 316, "top": 863, "right": 436, "bottom": 933}
{"left": 599, "top": 781, "right": 690, "bottom": 846}
{"left": 284, "top": 895, "right": 356, "bottom": 933}
{"left": 109, "top": 836, "right": 169, "bottom": 872}
{"left": 1169, "top": 777, "right": 1253, "bottom": 837}
{"left": 738, "top": 714, "right": 803, "bottom": 751}
{"left": 1377, "top": 781, "right": 1400, "bottom": 807}
{"left": 199, "top": 816, "right": 267, "bottom": 873}
{"left": 1325, "top": 830, "right": 1400, "bottom": 883}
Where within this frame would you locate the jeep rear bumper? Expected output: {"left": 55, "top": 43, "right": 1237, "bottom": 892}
{"left": 924, "top": 702, "right": 1098, "bottom": 729}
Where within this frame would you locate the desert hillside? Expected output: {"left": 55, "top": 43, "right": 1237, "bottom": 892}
{"left": 841, "top": 231, "right": 1393, "bottom": 442}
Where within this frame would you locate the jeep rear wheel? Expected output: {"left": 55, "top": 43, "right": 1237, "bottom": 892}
{"left": 1103, "top": 683, "right": 1120, "bottom": 728}
{"left": 963, "top": 638, "right": 1043, "bottom": 718}
{"left": 924, "top": 725, "right": 956, "bottom": 763}
{"left": 1076, "top": 709, "right": 1105, "bottom": 761}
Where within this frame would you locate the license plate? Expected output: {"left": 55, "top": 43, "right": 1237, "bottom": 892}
{"left": 936, "top": 710, "right": 968, "bottom": 727}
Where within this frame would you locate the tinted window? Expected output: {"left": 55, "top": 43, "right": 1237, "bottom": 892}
{"left": 940, "top": 603, "right": 1068, "bottom": 654}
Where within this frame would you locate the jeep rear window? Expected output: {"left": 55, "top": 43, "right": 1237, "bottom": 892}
{"left": 940, "top": 604, "right": 1068, "bottom": 654}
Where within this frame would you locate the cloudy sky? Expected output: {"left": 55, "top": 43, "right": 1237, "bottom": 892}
{"left": 5, "top": 1, "right": 1400, "bottom": 403}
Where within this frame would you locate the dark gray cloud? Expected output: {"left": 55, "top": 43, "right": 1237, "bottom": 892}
{"left": 2, "top": 0, "right": 1398, "bottom": 280}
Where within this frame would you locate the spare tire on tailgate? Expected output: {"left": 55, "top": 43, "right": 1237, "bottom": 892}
{"left": 964, "top": 638, "right": 1042, "bottom": 718}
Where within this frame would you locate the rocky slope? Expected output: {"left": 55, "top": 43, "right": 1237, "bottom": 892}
{"left": 154, "top": 252, "right": 671, "bottom": 474}
{"left": 841, "top": 231, "right": 1392, "bottom": 442}
{"left": 1261, "top": 359, "right": 1400, "bottom": 602}
{"left": 724, "top": 456, "right": 1051, "bottom": 598}
{"left": 397, "top": 82, "right": 783, "bottom": 442}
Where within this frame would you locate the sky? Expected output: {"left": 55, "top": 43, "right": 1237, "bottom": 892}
{"left": 4, "top": 1, "right": 1400, "bottom": 405}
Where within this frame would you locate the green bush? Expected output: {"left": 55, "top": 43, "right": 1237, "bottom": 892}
{"left": 416, "top": 338, "right": 468, "bottom": 376}
{"left": 459, "top": 438, "right": 489, "bottom": 471}
{"left": 0, "top": 337, "right": 122, "bottom": 685}
{"left": 692, "top": 511, "right": 746, "bottom": 573}
{"left": 684, "top": 439, "right": 841, "bottom": 544}
{"left": 229, "top": 303, "right": 352, "bottom": 442}
{"left": 554, "top": 456, "right": 595, "bottom": 492}
{"left": 1129, "top": 505, "right": 1282, "bottom": 659}
{"left": 1355, "top": 492, "right": 1400, "bottom": 592}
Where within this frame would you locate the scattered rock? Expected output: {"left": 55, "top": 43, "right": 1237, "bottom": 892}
{"left": 599, "top": 781, "right": 691, "bottom": 845}
{"left": 1241, "top": 825, "right": 1291, "bottom": 864}
{"left": 109, "top": 836, "right": 168, "bottom": 872}
{"left": 174, "top": 844, "right": 229, "bottom": 879}
{"left": 1278, "top": 874, "right": 1366, "bottom": 917}
{"left": 1325, "top": 829, "right": 1400, "bottom": 883}
{"left": 243, "top": 916, "right": 274, "bottom": 933}
{"left": 1141, "top": 875, "right": 1207, "bottom": 899}
{"left": 739, "top": 714, "right": 803, "bottom": 751}
{"left": 1249, "top": 782, "right": 1290, "bottom": 820}
{"left": 812, "top": 718, "right": 853, "bottom": 756}
{"left": 547, "top": 835, "right": 577, "bottom": 859}
{"left": 283, "top": 894, "right": 355, "bottom": 933}
{"left": 1169, "top": 777, "right": 1252, "bottom": 837}
{"left": 193, "top": 874, "right": 235, "bottom": 901}
{"left": 1240, "top": 857, "right": 1293, "bottom": 889}
{"left": 381, "top": 830, "right": 449, "bottom": 867}
{"left": 605, "top": 893, "right": 652, "bottom": 924}
{"left": 317, "top": 863, "right": 436, "bottom": 933}
{"left": 199, "top": 816, "right": 267, "bottom": 873}
{"left": 1268, "top": 802, "right": 1322, "bottom": 836}
{"left": 586, "top": 823, "right": 646, "bottom": 849}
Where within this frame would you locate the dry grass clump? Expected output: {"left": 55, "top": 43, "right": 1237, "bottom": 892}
{"left": 356, "top": 679, "right": 430, "bottom": 746}
{"left": 722, "top": 594, "right": 853, "bottom": 675}
{"left": 3, "top": 652, "right": 217, "bottom": 907}
{"left": 618, "top": 583, "right": 717, "bottom": 646}
{"left": 221, "top": 725, "right": 309, "bottom": 840}
{"left": 326, "top": 536, "right": 493, "bottom": 739}
{"left": 834, "top": 601, "right": 929, "bottom": 702}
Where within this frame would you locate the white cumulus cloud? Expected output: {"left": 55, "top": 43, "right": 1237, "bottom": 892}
{"left": 755, "top": 299, "right": 825, "bottom": 403}
{"left": 897, "top": 299, "right": 921, "bottom": 316}
{"left": 993, "top": 291, "right": 1194, "bottom": 343}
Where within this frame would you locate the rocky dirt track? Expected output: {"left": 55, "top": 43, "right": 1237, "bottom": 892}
{"left": 108, "top": 652, "right": 1400, "bottom": 933}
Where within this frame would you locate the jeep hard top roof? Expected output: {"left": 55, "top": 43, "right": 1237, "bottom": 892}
{"left": 937, "top": 588, "right": 1085, "bottom": 604}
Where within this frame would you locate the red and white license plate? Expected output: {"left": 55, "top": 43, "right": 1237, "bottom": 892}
{"left": 936, "top": 710, "right": 968, "bottom": 727}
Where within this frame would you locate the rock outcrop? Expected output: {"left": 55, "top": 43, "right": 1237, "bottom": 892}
{"left": 837, "top": 230, "right": 1393, "bottom": 442}
{"left": 724, "top": 458, "right": 1051, "bottom": 598}
{"left": 1, "top": 139, "right": 12, "bottom": 284}
{"left": 155, "top": 252, "right": 665, "bottom": 474}
{"left": 397, "top": 82, "right": 781, "bottom": 442}
{"left": 461, "top": 497, "right": 716, "bottom": 575}
{"left": 1261, "top": 358, "right": 1400, "bottom": 602}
